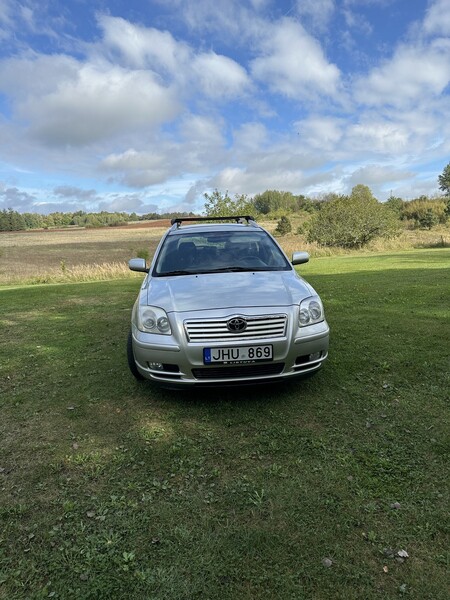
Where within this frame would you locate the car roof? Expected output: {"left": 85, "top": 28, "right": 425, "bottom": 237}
{"left": 167, "top": 222, "right": 264, "bottom": 236}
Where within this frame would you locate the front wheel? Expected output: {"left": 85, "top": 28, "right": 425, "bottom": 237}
{"left": 127, "top": 330, "right": 145, "bottom": 380}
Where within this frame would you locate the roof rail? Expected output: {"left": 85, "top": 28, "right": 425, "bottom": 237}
{"left": 170, "top": 215, "right": 256, "bottom": 227}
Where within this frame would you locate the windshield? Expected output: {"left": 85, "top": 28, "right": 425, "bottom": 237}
{"left": 153, "top": 229, "right": 291, "bottom": 276}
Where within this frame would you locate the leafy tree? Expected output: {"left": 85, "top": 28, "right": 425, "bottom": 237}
{"left": 350, "top": 184, "right": 376, "bottom": 202}
{"left": 50, "top": 212, "right": 72, "bottom": 227}
{"left": 274, "top": 216, "right": 292, "bottom": 236}
{"left": 419, "top": 208, "right": 440, "bottom": 229}
{"left": 252, "top": 190, "right": 296, "bottom": 215}
{"left": 0, "top": 208, "right": 26, "bottom": 231}
{"left": 42, "top": 214, "right": 55, "bottom": 228}
{"left": 385, "top": 195, "right": 404, "bottom": 217}
{"left": 204, "top": 190, "right": 253, "bottom": 218}
{"left": 438, "top": 162, "right": 450, "bottom": 196}
{"left": 295, "top": 196, "right": 319, "bottom": 213}
{"left": 307, "top": 185, "right": 400, "bottom": 248}
{"left": 22, "top": 212, "right": 44, "bottom": 229}
{"left": 401, "top": 197, "right": 447, "bottom": 228}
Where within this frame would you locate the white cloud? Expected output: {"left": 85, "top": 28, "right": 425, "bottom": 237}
{"left": 100, "top": 149, "right": 172, "bottom": 187}
{"left": 342, "top": 7, "right": 372, "bottom": 35}
{"left": 191, "top": 52, "right": 251, "bottom": 99}
{"left": 161, "top": 0, "right": 265, "bottom": 41}
{"left": 98, "top": 15, "right": 250, "bottom": 99}
{"left": 344, "top": 119, "right": 410, "bottom": 154}
{"left": 97, "top": 193, "right": 151, "bottom": 213}
{"left": 295, "top": 0, "right": 335, "bottom": 31}
{"left": 0, "top": 56, "right": 181, "bottom": 146}
{"left": 54, "top": 185, "right": 97, "bottom": 200}
{"left": 98, "top": 114, "right": 227, "bottom": 188}
{"left": 205, "top": 161, "right": 329, "bottom": 198}
{"left": 0, "top": 184, "right": 36, "bottom": 211}
{"left": 98, "top": 15, "right": 190, "bottom": 74}
{"left": 0, "top": 54, "right": 79, "bottom": 99}
{"left": 423, "top": 0, "right": 450, "bottom": 37}
{"left": 233, "top": 122, "right": 268, "bottom": 150}
{"left": 179, "top": 114, "right": 225, "bottom": 149}
{"left": 0, "top": 0, "right": 13, "bottom": 25}
{"left": 354, "top": 42, "right": 450, "bottom": 107}
{"left": 251, "top": 18, "right": 341, "bottom": 99}
{"left": 295, "top": 116, "right": 343, "bottom": 150}
{"left": 347, "top": 164, "right": 414, "bottom": 187}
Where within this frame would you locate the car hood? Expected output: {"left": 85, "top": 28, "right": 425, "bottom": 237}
{"left": 145, "top": 271, "right": 314, "bottom": 313}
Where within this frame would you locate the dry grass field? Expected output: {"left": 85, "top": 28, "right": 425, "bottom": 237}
{"left": 0, "top": 225, "right": 167, "bottom": 284}
{"left": 0, "top": 220, "right": 449, "bottom": 285}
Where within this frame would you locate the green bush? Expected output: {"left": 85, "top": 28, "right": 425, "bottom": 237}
{"left": 401, "top": 197, "right": 447, "bottom": 228}
{"left": 274, "top": 216, "right": 292, "bottom": 236}
{"left": 307, "top": 185, "right": 400, "bottom": 248}
{"left": 136, "top": 249, "right": 150, "bottom": 261}
{"left": 204, "top": 190, "right": 253, "bottom": 217}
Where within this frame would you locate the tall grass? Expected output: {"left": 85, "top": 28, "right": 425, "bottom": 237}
{"left": 22, "top": 262, "right": 142, "bottom": 285}
{"left": 277, "top": 226, "right": 450, "bottom": 258}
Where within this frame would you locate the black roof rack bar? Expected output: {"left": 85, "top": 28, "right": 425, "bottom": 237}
{"left": 170, "top": 215, "right": 256, "bottom": 226}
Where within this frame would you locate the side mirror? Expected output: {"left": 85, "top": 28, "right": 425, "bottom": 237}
{"left": 291, "top": 251, "right": 310, "bottom": 266}
{"left": 128, "top": 258, "right": 149, "bottom": 273}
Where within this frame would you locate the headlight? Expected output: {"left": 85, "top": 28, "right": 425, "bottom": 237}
{"left": 136, "top": 306, "right": 172, "bottom": 335}
{"left": 299, "top": 297, "right": 324, "bottom": 327}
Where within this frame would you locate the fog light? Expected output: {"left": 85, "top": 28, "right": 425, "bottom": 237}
{"left": 309, "top": 352, "right": 321, "bottom": 361}
{"left": 149, "top": 362, "right": 164, "bottom": 371}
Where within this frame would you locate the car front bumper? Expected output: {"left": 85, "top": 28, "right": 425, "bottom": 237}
{"left": 131, "top": 310, "right": 329, "bottom": 388}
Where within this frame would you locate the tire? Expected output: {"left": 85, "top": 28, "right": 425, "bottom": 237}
{"left": 127, "top": 330, "right": 145, "bottom": 380}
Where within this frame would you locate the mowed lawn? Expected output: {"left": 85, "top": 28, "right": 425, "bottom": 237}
{"left": 0, "top": 249, "right": 449, "bottom": 599}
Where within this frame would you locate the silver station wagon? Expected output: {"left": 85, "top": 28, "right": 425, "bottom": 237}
{"left": 127, "top": 216, "right": 329, "bottom": 388}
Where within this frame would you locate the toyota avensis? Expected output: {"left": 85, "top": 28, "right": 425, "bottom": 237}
{"left": 127, "top": 216, "right": 329, "bottom": 387}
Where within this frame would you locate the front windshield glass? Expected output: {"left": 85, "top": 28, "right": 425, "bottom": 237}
{"left": 153, "top": 229, "right": 291, "bottom": 276}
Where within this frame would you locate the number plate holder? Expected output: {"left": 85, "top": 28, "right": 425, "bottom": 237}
{"left": 203, "top": 345, "right": 273, "bottom": 365}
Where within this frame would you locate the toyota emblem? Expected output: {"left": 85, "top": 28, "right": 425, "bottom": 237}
{"left": 227, "top": 317, "right": 247, "bottom": 333}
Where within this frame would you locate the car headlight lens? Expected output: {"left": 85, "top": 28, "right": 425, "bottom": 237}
{"left": 299, "top": 297, "right": 324, "bottom": 327}
{"left": 157, "top": 316, "right": 170, "bottom": 333}
{"left": 137, "top": 306, "right": 172, "bottom": 335}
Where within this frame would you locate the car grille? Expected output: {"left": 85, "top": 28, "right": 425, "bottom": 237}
{"left": 192, "top": 363, "right": 285, "bottom": 380}
{"left": 184, "top": 314, "right": 287, "bottom": 342}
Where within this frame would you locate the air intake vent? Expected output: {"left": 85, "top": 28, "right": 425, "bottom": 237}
{"left": 192, "top": 363, "right": 284, "bottom": 380}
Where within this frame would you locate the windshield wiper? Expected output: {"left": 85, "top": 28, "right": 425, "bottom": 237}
{"left": 159, "top": 270, "right": 194, "bottom": 276}
{"left": 201, "top": 266, "right": 260, "bottom": 273}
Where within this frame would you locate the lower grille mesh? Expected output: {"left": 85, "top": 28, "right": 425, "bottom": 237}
{"left": 192, "top": 363, "right": 284, "bottom": 380}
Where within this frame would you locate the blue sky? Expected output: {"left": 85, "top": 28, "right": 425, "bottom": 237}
{"left": 0, "top": 0, "right": 449, "bottom": 215}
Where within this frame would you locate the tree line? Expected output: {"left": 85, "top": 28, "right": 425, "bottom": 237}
{"left": 0, "top": 209, "right": 196, "bottom": 232}
{"left": 2, "top": 163, "right": 449, "bottom": 246}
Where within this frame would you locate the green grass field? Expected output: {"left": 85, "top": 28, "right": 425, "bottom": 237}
{"left": 1, "top": 248, "right": 449, "bottom": 599}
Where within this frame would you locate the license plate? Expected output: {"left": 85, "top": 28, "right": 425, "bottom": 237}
{"left": 203, "top": 345, "right": 273, "bottom": 364}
